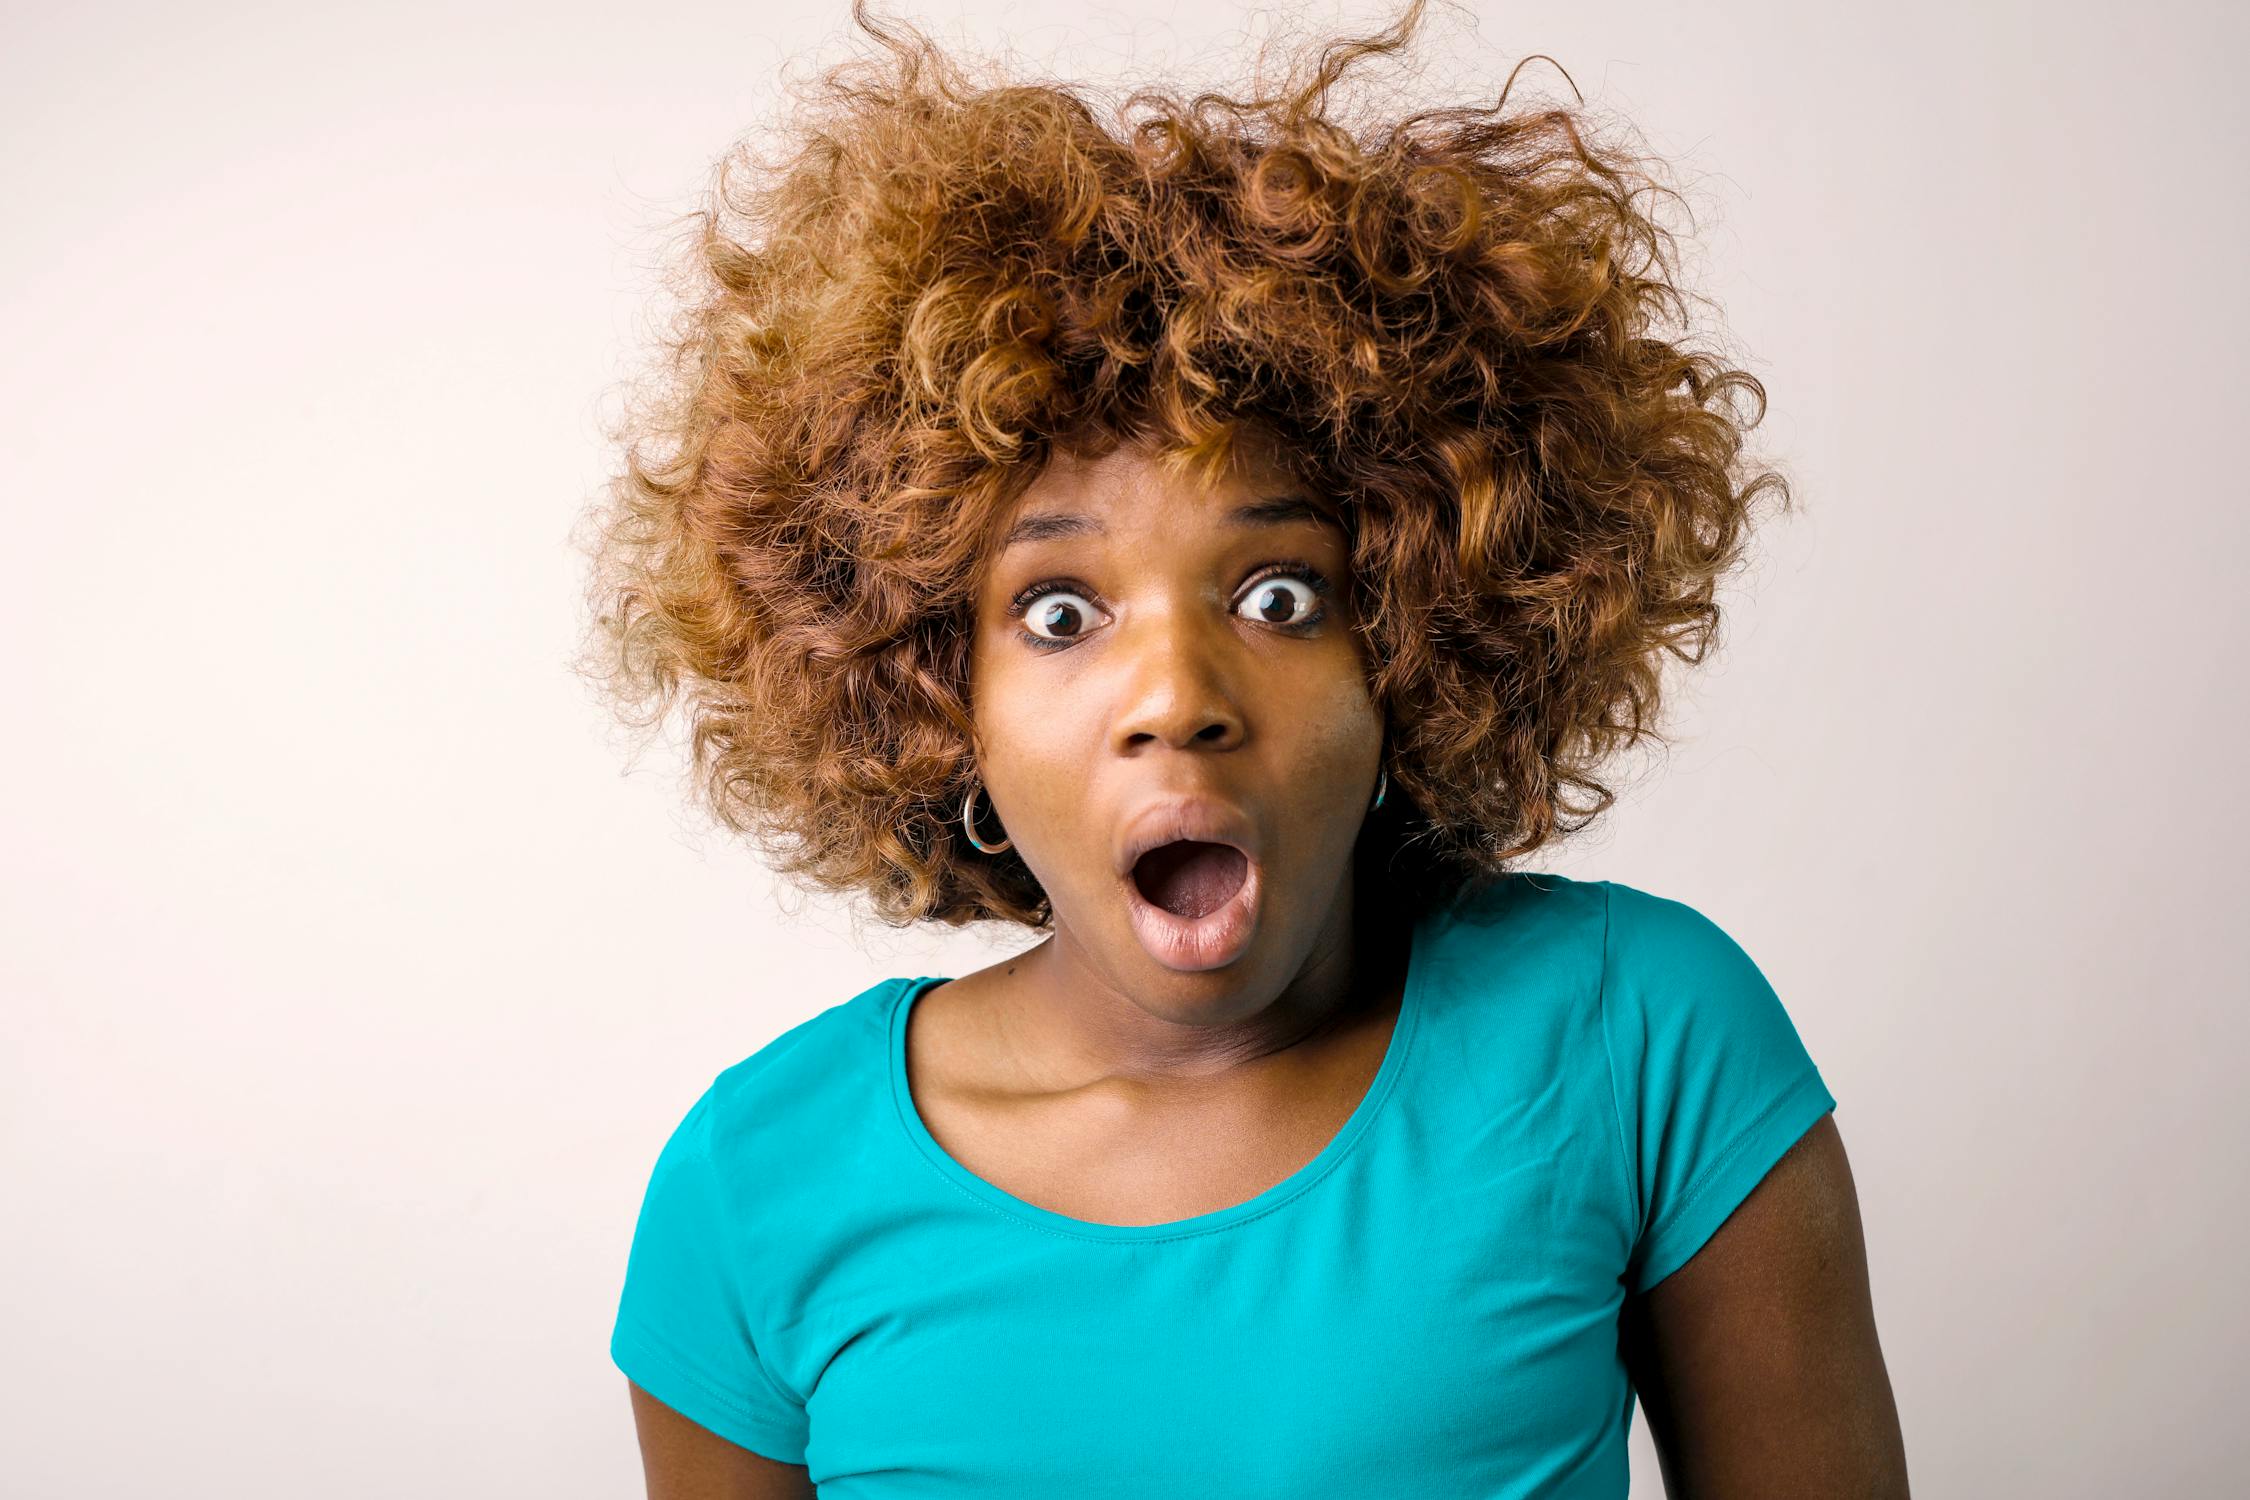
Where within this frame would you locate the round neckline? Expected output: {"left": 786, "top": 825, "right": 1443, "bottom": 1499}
{"left": 887, "top": 906, "right": 1431, "bottom": 1244}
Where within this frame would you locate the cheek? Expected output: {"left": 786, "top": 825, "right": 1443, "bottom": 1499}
{"left": 967, "top": 627, "right": 1033, "bottom": 749}
{"left": 1295, "top": 661, "right": 1384, "bottom": 759}
{"left": 971, "top": 639, "right": 1071, "bottom": 749}
{"left": 1281, "top": 675, "right": 1385, "bottom": 813}
{"left": 967, "top": 648, "right": 1102, "bottom": 830}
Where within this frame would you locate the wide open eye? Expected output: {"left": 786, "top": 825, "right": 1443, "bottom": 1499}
{"left": 1018, "top": 588, "right": 1106, "bottom": 643}
{"left": 1234, "top": 572, "right": 1327, "bottom": 628}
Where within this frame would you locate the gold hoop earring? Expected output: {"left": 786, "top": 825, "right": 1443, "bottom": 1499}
{"left": 962, "top": 781, "right": 1012, "bottom": 854}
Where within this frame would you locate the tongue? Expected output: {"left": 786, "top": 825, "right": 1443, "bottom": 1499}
{"left": 1132, "top": 840, "right": 1248, "bottom": 919}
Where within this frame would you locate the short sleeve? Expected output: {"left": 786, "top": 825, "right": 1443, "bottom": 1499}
{"left": 610, "top": 1081, "right": 810, "bottom": 1463}
{"left": 1598, "top": 879, "right": 1838, "bottom": 1294}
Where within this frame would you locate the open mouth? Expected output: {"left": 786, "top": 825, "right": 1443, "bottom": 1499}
{"left": 1121, "top": 838, "right": 1260, "bottom": 971}
{"left": 1130, "top": 839, "right": 1250, "bottom": 919}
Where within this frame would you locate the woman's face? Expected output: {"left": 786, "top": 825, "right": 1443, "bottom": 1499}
{"left": 967, "top": 430, "right": 1385, "bottom": 1013}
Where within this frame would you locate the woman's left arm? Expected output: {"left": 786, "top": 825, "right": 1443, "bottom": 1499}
{"left": 1618, "top": 1113, "right": 1911, "bottom": 1499}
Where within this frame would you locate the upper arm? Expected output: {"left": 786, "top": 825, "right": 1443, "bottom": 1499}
{"left": 1617, "top": 1113, "right": 1910, "bottom": 1499}
{"left": 628, "top": 1380, "right": 818, "bottom": 1500}
{"left": 611, "top": 1081, "right": 815, "bottom": 1474}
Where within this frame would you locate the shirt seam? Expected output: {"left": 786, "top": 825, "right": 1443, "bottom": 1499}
{"left": 1639, "top": 1065, "right": 1830, "bottom": 1246}
{"left": 691, "top": 1082, "right": 815, "bottom": 1412}
{"left": 1594, "top": 879, "right": 1641, "bottom": 1244}
{"left": 612, "top": 1315, "right": 809, "bottom": 1436}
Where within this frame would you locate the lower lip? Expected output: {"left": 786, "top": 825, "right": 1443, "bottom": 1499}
{"left": 1121, "top": 854, "right": 1263, "bottom": 972}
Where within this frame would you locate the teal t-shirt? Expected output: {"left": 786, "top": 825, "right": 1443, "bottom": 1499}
{"left": 609, "top": 871, "right": 1836, "bottom": 1495}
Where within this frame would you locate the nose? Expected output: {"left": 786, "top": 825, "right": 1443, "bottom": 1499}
{"left": 1107, "top": 603, "right": 1247, "bottom": 757}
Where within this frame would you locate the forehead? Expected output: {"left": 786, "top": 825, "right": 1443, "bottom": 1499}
{"left": 996, "top": 436, "right": 1342, "bottom": 551}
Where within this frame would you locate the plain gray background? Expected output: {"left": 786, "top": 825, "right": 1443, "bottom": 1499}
{"left": 3, "top": 1, "right": 2243, "bottom": 1493}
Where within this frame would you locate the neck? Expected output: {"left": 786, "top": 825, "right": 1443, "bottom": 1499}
{"left": 996, "top": 860, "right": 1404, "bottom": 1097}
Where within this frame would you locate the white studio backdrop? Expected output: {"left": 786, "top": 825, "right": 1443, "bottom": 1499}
{"left": 1, "top": 0, "right": 2243, "bottom": 1494}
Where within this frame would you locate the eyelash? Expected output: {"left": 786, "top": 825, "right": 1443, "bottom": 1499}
{"left": 1005, "top": 560, "right": 1333, "bottom": 653}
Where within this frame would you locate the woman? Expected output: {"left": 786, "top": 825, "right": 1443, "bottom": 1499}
{"left": 578, "top": 2, "right": 1908, "bottom": 1495}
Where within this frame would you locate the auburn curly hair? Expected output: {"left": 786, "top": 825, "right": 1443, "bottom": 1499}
{"left": 571, "top": 0, "right": 1793, "bottom": 933}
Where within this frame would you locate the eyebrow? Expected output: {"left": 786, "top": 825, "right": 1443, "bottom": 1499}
{"left": 998, "top": 495, "right": 1341, "bottom": 552}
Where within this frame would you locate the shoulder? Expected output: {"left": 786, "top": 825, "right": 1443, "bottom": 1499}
{"left": 1419, "top": 870, "right": 1814, "bottom": 1083}
{"left": 1404, "top": 867, "right": 1605, "bottom": 994}
{"left": 1595, "top": 878, "right": 1832, "bottom": 1216}
{"left": 1595, "top": 878, "right": 1794, "bottom": 1031}
{"left": 682, "top": 976, "right": 914, "bottom": 1157}
{"left": 1403, "top": 869, "right": 1611, "bottom": 1054}
{"left": 1420, "top": 867, "right": 1610, "bottom": 961}
{"left": 1417, "top": 868, "right": 1776, "bottom": 994}
{"left": 1600, "top": 877, "right": 1754, "bottom": 961}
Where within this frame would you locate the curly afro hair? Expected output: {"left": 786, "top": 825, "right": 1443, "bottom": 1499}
{"left": 571, "top": 0, "right": 1794, "bottom": 934}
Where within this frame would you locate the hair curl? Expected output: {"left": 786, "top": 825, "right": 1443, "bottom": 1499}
{"left": 571, "top": 0, "right": 1794, "bottom": 933}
